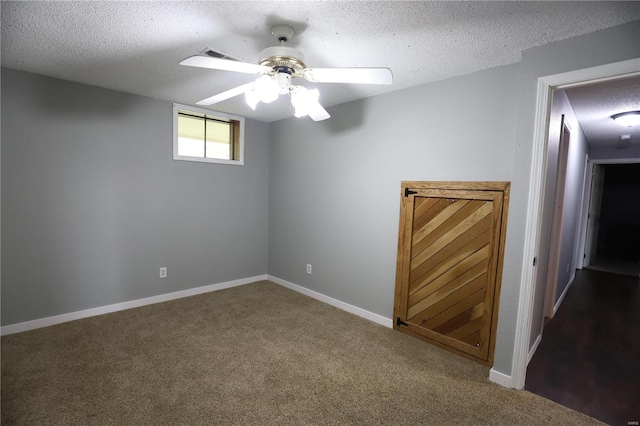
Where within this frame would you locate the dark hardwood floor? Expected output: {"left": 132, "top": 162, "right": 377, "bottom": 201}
{"left": 525, "top": 268, "right": 640, "bottom": 425}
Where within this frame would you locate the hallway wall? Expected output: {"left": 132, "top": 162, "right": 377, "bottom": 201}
{"left": 528, "top": 90, "right": 589, "bottom": 349}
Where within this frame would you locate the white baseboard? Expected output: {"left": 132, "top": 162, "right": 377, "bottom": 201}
{"left": 521, "top": 274, "right": 573, "bottom": 365}
{"left": 553, "top": 272, "right": 575, "bottom": 316}
{"left": 527, "top": 334, "right": 542, "bottom": 364}
{"left": 489, "top": 368, "right": 515, "bottom": 388}
{"left": 267, "top": 275, "right": 393, "bottom": 328}
{"left": 521, "top": 273, "right": 573, "bottom": 368}
{"left": 0, "top": 275, "right": 268, "bottom": 336}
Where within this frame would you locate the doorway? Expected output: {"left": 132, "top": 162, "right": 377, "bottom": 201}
{"left": 583, "top": 163, "right": 605, "bottom": 268}
{"left": 507, "top": 58, "right": 640, "bottom": 391}
{"left": 584, "top": 163, "right": 640, "bottom": 277}
{"left": 524, "top": 73, "right": 640, "bottom": 423}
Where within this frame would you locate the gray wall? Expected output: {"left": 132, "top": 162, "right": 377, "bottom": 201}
{"left": 1, "top": 68, "right": 269, "bottom": 325}
{"left": 528, "top": 90, "right": 588, "bottom": 350}
{"left": 556, "top": 93, "right": 588, "bottom": 301}
{"left": 269, "top": 64, "right": 519, "bottom": 323}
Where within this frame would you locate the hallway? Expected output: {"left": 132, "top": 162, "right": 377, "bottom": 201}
{"left": 525, "top": 268, "right": 639, "bottom": 425}
{"left": 586, "top": 256, "right": 640, "bottom": 278}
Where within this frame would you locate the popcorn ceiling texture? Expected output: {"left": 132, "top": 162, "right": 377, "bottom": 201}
{"left": 1, "top": 1, "right": 639, "bottom": 123}
{"left": 565, "top": 78, "right": 640, "bottom": 148}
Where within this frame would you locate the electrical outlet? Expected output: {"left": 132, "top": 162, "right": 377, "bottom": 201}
{"left": 566, "top": 263, "right": 570, "bottom": 273}
{"left": 159, "top": 267, "right": 167, "bottom": 278}
{"left": 306, "top": 264, "right": 312, "bottom": 275}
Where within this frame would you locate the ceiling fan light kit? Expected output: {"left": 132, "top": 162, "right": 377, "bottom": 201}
{"left": 180, "top": 24, "right": 393, "bottom": 121}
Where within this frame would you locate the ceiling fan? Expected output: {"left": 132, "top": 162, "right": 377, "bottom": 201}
{"left": 180, "top": 25, "right": 393, "bottom": 121}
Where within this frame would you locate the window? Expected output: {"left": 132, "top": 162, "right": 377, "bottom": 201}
{"left": 173, "top": 103, "right": 244, "bottom": 165}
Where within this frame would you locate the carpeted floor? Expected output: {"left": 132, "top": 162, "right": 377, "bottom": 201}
{"left": 1, "top": 281, "right": 602, "bottom": 425}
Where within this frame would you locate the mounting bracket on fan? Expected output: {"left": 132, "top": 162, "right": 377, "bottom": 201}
{"left": 271, "top": 24, "right": 295, "bottom": 43}
{"left": 258, "top": 25, "right": 307, "bottom": 77}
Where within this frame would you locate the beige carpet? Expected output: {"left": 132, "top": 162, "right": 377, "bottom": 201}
{"left": 1, "top": 281, "right": 602, "bottom": 425}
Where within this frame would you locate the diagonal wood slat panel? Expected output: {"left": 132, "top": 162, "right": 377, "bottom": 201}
{"left": 411, "top": 200, "right": 484, "bottom": 261}
{"left": 413, "top": 196, "right": 428, "bottom": 210}
{"left": 433, "top": 303, "right": 484, "bottom": 336}
{"left": 419, "top": 288, "right": 485, "bottom": 330}
{"left": 409, "top": 235, "right": 489, "bottom": 296}
{"left": 411, "top": 201, "right": 468, "bottom": 249}
{"left": 394, "top": 182, "right": 510, "bottom": 366}
{"left": 409, "top": 273, "right": 486, "bottom": 325}
{"left": 409, "top": 214, "right": 492, "bottom": 289}
{"left": 411, "top": 197, "right": 430, "bottom": 227}
{"left": 412, "top": 198, "right": 452, "bottom": 234}
{"left": 407, "top": 243, "right": 487, "bottom": 309}
{"left": 409, "top": 261, "right": 487, "bottom": 310}
{"left": 410, "top": 201, "right": 492, "bottom": 271}
{"left": 446, "top": 314, "right": 484, "bottom": 341}
{"left": 413, "top": 198, "right": 442, "bottom": 228}
{"left": 408, "top": 270, "right": 487, "bottom": 319}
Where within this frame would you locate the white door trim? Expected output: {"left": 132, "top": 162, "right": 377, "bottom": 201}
{"left": 508, "top": 58, "right": 640, "bottom": 390}
{"left": 543, "top": 117, "right": 571, "bottom": 319}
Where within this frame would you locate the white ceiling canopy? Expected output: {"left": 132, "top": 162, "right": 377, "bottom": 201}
{"left": 2, "top": 1, "right": 640, "bottom": 123}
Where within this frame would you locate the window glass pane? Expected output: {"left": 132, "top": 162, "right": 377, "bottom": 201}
{"left": 205, "top": 141, "right": 231, "bottom": 160}
{"left": 205, "top": 120, "right": 231, "bottom": 160}
{"left": 179, "top": 136, "right": 205, "bottom": 157}
{"left": 178, "top": 115, "right": 205, "bottom": 157}
{"left": 173, "top": 104, "right": 244, "bottom": 165}
{"left": 206, "top": 120, "right": 230, "bottom": 143}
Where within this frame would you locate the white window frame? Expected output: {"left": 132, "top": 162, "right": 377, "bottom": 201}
{"left": 173, "top": 103, "right": 245, "bottom": 165}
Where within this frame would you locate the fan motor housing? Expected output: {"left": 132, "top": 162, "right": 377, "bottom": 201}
{"left": 258, "top": 46, "right": 306, "bottom": 76}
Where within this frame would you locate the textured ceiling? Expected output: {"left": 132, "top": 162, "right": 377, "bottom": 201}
{"left": 565, "top": 77, "right": 640, "bottom": 149}
{"left": 1, "top": 1, "right": 640, "bottom": 125}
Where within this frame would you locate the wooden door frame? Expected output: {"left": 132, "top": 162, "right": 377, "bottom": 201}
{"left": 502, "top": 58, "right": 640, "bottom": 391}
{"left": 395, "top": 181, "right": 511, "bottom": 366}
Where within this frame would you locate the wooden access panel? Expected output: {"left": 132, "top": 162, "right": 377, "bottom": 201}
{"left": 393, "top": 181, "right": 510, "bottom": 366}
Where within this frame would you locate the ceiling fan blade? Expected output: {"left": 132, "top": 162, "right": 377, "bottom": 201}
{"left": 302, "top": 67, "right": 393, "bottom": 85}
{"left": 180, "top": 55, "right": 271, "bottom": 75}
{"left": 307, "top": 100, "right": 330, "bottom": 121}
{"left": 196, "top": 82, "right": 255, "bottom": 106}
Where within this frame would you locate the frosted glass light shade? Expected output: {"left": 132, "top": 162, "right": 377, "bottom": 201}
{"left": 291, "top": 87, "right": 319, "bottom": 117}
{"left": 245, "top": 89, "right": 260, "bottom": 110}
{"left": 612, "top": 111, "right": 640, "bottom": 127}
{"left": 255, "top": 75, "right": 278, "bottom": 103}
